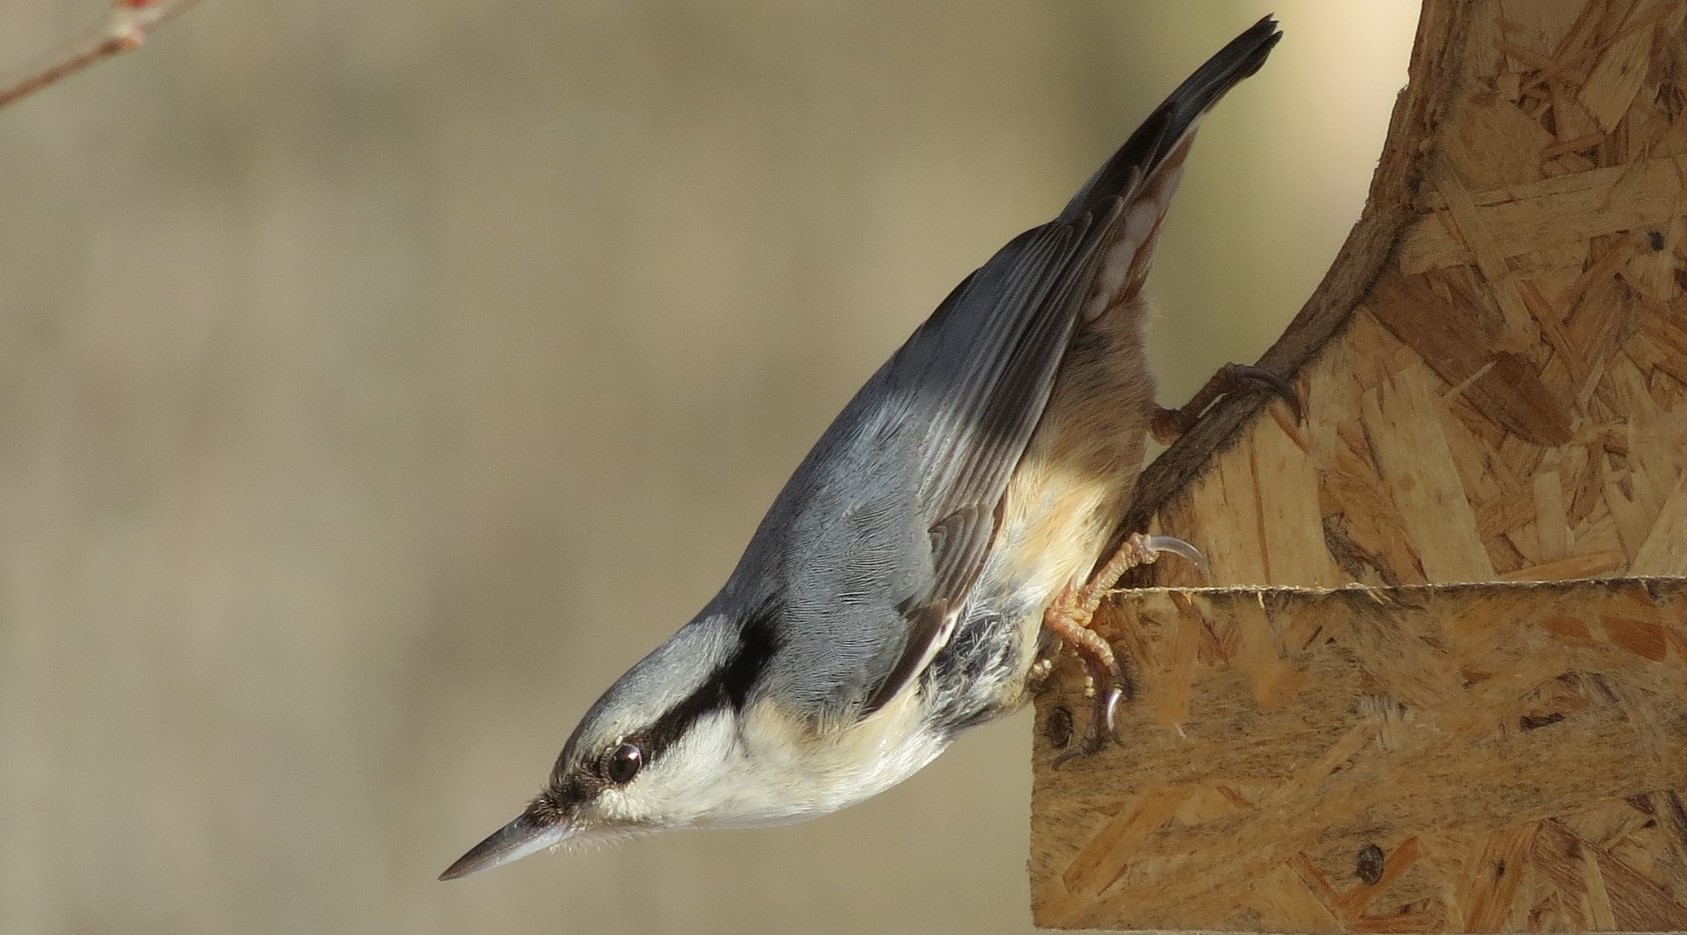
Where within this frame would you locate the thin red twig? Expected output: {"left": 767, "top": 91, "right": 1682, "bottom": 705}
{"left": 0, "top": 0, "right": 202, "bottom": 111}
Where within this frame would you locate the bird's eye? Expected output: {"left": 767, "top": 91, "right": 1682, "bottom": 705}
{"left": 604, "top": 742, "right": 643, "bottom": 785}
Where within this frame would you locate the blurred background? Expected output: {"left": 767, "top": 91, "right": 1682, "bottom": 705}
{"left": 0, "top": 3, "right": 1415, "bottom": 933}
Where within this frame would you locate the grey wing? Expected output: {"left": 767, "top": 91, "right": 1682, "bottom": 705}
{"left": 855, "top": 218, "right": 1120, "bottom": 714}
{"left": 727, "top": 216, "right": 1122, "bottom": 722}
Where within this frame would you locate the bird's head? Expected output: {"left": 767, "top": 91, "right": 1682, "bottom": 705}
{"left": 440, "top": 612, "right": 844, "bottom": 879}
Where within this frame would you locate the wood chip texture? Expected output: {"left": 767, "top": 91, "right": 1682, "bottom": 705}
{"left": 1031, "top": 0, "right": 1687, "bottom": 930}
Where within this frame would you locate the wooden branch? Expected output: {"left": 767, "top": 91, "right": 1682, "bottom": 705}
{"left": 0, "top": 0, "right": 200, "bottom": 111}
{"left": 1035, "top": 0, "right": 1687, "bottom": 930}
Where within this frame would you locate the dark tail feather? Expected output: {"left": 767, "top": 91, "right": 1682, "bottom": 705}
{"left": 1061, "top": 15, "right": 1281, "bottom": 220}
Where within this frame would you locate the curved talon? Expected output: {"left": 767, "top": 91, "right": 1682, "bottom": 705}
{"left": 1050, "top": 681, "right": 1124, "bottom": 769}
{"left": 1100, "top": 681, "right": 1123, "bottom": 741}
{"left": 1050, "top": 742, "right": 1088, "bottom": 770}
{"left": 1050, "top": 723, "right": 1103, "bottom": 769}
{"left": 1152, "top": 361, "right": 1304, "bottom": 444}
{"left": 1223, "top": 362, "right": 1303, "bottom": 423}
{"left": 1140, "top": 534, "right": 1211, "bottom": 581}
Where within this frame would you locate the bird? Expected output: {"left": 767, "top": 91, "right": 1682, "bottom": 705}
{"left": 441, "top": 15, "right": 1288, "bottom": 881}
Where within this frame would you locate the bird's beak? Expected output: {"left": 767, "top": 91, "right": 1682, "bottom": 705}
{"left": 439, "top": 808, "right": 574, "bottom": 881}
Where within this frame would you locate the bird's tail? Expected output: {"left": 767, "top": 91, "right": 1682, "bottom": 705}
{"left": 1061, "top": 16, "right": 1281, "bottom": 311}
{"left": 1063, "top": 15, "right": 1281, "bottom": 221}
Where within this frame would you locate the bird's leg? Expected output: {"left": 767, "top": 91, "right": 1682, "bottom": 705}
{"left": 1046, "top": 533, "right": 1207, "bottom": 768}
{"left": 1151, "top": 362, "right": 1301, "bottom": 445}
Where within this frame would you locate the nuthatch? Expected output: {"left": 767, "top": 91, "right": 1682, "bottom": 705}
{"left": 442, "top": 17, "right": 1287, "bottom": 880}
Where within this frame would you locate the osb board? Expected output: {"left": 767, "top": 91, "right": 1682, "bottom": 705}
{"left": 1029, "top": 579, "right": 1687, "bottom": 932}
{"left": 1033, "top": 0, "right": 1687, "bottom": 931}
{"left": 1136, "top": 0, "right": 1687, "bottom": 590}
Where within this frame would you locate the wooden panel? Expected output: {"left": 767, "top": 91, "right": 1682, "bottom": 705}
{"left": 1033, "top": 0, "right": 1687, "bottom": 929}
{"left": 1030, "top": 580, "right": 1687, "bottom": 932}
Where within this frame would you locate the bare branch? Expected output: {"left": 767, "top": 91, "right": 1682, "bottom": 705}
{"left": 0, "top": 0, "right": 202, "bottom": 111}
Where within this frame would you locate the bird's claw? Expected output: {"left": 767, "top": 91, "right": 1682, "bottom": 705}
{"left": 1152, "top": 361, "right": 1302, "bottom": 444}
{"left": 1137, "top": 533, "right": 1211, "bottom": 581}
{"left": 1043, "top": 530, "right": 1206, "bottom": 768}
{"left": 1051, "top": 679, "right": 1124, "bottom": 769}
{"left": 1224, "top": 363, "right": 1302, "bottom": 422}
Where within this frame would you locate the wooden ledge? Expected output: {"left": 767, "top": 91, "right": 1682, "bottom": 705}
{"left": 1030, "top": 577, "right": 1687, "bottom": 932}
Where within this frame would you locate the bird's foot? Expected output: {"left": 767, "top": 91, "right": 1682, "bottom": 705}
{"left": 1151, "top": 362, "right": 1302, "bottom": 445}
{"left": 1045, "top": 532, "right": 1207, "bottom": 767}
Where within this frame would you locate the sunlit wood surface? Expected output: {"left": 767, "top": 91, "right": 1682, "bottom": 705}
{"left": 1033, "top": 0, "right": 1687, "bottom": 929}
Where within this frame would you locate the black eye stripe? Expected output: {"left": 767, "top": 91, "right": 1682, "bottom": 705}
{"left": 547, "top": 607, "right": 781, "bottom": 805}
{"left": 636, "top": 605, "right": 780, "bottom": 764}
